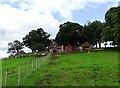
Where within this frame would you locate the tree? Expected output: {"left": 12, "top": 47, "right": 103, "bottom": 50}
{"left": 13, "top": 40, "right": 23, "bottom": 53}
{"left": 81, "top": 21, "right": 104, "bottom": 48}
{"left": 81, "top": 23, "right": 94, "bottom": 44}
{"left": 55, "top": 21, "right": 83, "bottom": 47}
{"left": 101, "top": 26, "right": 112, "bottom": 41}
{"left": 102, "top": 6, "right": 120, "bottom": 46}
{"left": 23, "top": 28, "right": 50, "bottom": 52}
{"left": 8, "top": 42, "right": 15, "bottom": 54}
{"left": 8, "top": 40, "right": 23, "bottom": 55}
{"left": 113, "top": 24, "right": 120, "bottom": 46}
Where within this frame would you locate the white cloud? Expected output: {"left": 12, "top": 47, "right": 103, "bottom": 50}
{"left": 0, "top": 50, "right": 10, "bottom": 59}
{"left": 87, "top": 0, "right": 119, "bottom": 3}
{"left": 21, "top": 47, "right": 32, "bottom": 53}
{"left": 17, "top": 0, "right": 87, "bottom": 19}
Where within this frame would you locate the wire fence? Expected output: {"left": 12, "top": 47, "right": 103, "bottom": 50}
{"left": 3, "top": 56, "right": 47, "bottom": 86}
{"left": 0, "top": 60, "right": 2, "bottom": 88}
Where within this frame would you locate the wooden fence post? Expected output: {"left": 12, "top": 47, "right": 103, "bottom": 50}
{"left": 26, "top": 62, "right": 28, "bottom": 78}
{"left": 38, "top": 59, "right": 40, "bottom": 67}
{"left": 32, "top": 60, "right": 34, "bottom": 72}
{"left": 36, "top": 59, "right": 37, "bottom": 69}
{"left": 4, "top": 68, "right": 8, "bottom": 87}
{"left": 18, "top": 65, "right": 20, "bottom": 86}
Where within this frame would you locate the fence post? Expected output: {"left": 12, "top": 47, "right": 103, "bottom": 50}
{"left": 38, "top": 59, "right": 40, "bottom": 68}
{"left": 32, "top": 60, "right": 34, "bottom": 72}
{"left": 26, "top": 62, "right": 28, "bottom": 78}
{"left": 4, "top": 68, "right": 8, "bottom": 87}
{"left": 18, "top": 65, "right": 20, "bottom": 86}
{"left": 36, "top": 59, "right": 37, "bottom": 69}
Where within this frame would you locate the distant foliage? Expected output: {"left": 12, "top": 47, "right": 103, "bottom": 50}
{"left": 8, "top": 40, "right": 23, "bottom": 56}
{"left": 23, "top": 28, "right": 50, "bottom": 52}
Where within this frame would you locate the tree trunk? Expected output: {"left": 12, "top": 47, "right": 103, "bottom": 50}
{"left": 95, "top": 43, "right": 97, "bottom": 48}
{"left": 114, "top": 44, "right": 115, "bottom": 48}
{"left": 112, "top": 41, "right": 116, "bottom": 48}
{"left": 98, "top": 42, "right": 101, "bottom": 48}
{"left": 17, "top": 50, "right": 19, "bottom": 53}
{"left": 32, "top": 50, "right": 34, "bottom": 53}
{"left": 105, "top": 45, "right": 106, "bottom": 48}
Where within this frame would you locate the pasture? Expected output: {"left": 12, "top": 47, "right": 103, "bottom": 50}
{"left": 1, "top": 51, "right": 119, "bottom": 86}
{"left": 1, "top": 54, "right": 47, "bottom": 86}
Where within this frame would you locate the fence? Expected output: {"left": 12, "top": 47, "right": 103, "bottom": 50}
{"left": 0, "top": 60, "right": 2, "bottom": 88}
{"left": 3, "top": 58, "right": 42, "bottom": 86}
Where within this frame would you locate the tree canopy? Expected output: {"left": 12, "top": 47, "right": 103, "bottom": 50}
{"left": 102, "top": 6, "right": 120, "bottom": 46}
{"left": 8, "top": 40, "right": 23, "bottom": 54}
{"left": 55, "top": 21, "right": 83, "bottom": 47}
{"left": 55, "top": 21, "right": 104, "bottom": 48}
{"left": 81, "top": 21, "right": 104, "bottom": 48}
{"left": 23, "top": 28, "right": 50, "bottom": 52}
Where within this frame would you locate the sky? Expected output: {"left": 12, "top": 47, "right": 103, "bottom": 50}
{"left": 0, "top": 0, "right": 119, "bottom": 59}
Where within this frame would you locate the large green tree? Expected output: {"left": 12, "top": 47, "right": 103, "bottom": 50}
{"left": 81, "top": 21, "right": 104, "bottom": 48}
{"left": 102, "top": 6, "right": 120, "bottom": 46}
{"left": 23, "top": 28, "right": 50, "bottom": 52}
{"left": 55, "top": 21, "right": 83, "bottom": 47}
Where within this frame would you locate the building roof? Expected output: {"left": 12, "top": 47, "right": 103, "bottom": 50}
{"left": 82, "top": 42, "right": 91, "bottom": 47}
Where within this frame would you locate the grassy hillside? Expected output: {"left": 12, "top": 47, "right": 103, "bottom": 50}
{"left": 2, "top": 51, "right": 119, "bottom": 86}
{"left": 2, "top": 54, "right": 48, "bottom": 86}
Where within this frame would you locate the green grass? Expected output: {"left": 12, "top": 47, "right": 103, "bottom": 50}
{"left": 2, "top": 54, "right": 47, "bottom": 86}
{"left": 1, "top": 51, "right": 119, "bottom": 86}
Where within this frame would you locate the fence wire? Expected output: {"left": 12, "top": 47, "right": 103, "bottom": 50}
{"left": 3, "top": 58, "right": 43, "bottom": 86}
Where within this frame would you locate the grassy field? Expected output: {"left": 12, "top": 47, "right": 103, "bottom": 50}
{"left": 1, "top": 51, "right": 119, "bottom": 86}
{"left": 2, "top": 54, "right": 48, "bottom": 86}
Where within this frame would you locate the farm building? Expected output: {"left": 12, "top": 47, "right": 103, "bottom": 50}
{"left": 64, "top": 45, "right": 74, "bottom": 53}
{"left": 50, "top": 45, "right": 74, "bottom": 54}
{"left": 81, "top": 42, "right": 93, "bottom": 52}
{"left": 50, "top": 45, "right": 64, "bottom": 54}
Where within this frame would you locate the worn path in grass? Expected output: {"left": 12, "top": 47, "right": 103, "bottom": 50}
{"left": 25, "top": 51, "right": 119, "bottom": 86}
{"left": 2, "top": 53, "right": 50, "bottom": 86}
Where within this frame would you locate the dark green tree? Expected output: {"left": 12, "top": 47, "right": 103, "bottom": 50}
{"left": 81, "top": 23, "right": 94, "bottom": 44}
{"left": 55, "top": 21, "right": 83, "bottom": 47}
{"left": 81, "top": 21, "right": 104, "bottom": 48}
{"left": 13, "top": 40, "right": 23, "bottom": 53}
{"left": 102, "top": 6, "right": 120, "bottom": 46}
{"left": 8, "top": 42, "right": 15, "bottom": 54}
{"left": 8, "top": 40, "right": 23, "bottom": 54}
{"left": 23, "top": 28, "right": 50, "bottom": 52}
